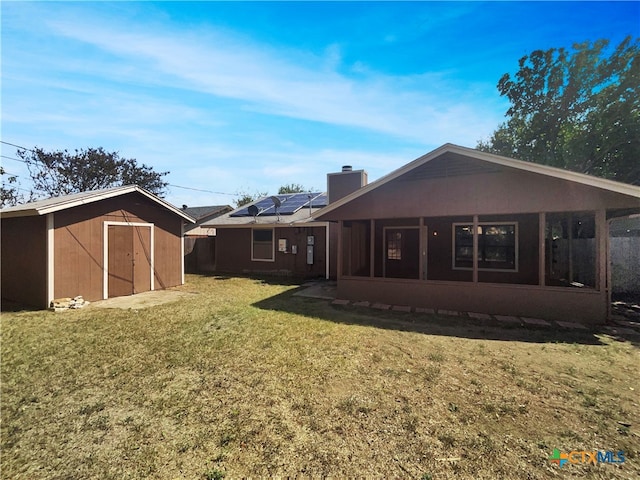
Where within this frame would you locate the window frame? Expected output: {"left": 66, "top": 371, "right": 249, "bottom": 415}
{"left": 452, "top": 222, "right": 519, "bottom": 272}
{"left": 251, "top": 227, "right": 275, "bottom": 262}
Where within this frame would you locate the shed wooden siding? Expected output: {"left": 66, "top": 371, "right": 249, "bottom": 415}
{"left": 325, "top": 153, "right": 640, "bottom": 221}
{"left": 52, "top": 193, "right": 183, "bottom": 301}
{"left": 1, "top": 215, "right": 48, "bottom": 307}
{"left": 216, "top": 226, "right": 328, "bottom": 278}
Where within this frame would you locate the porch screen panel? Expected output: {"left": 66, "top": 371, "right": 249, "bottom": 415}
{"left": 384, "top": 228, "right": 420, "bottom": 279}
{"left": 426, "top": 216, "right": 473, "bottom": 282}
{"left": 454, "top": 225, "right": 474, "bottom": 269}
{"left": 342, "top": 220, "right": 370, "bottom": 276}
{"left": 545, "top": 212, "right": 596, "bottom": 288}
{"left": 454, "top": 223, "right": 517, "bottom": 271}
{"left": 478, "top": 224, "right": 516, "bottom": 270}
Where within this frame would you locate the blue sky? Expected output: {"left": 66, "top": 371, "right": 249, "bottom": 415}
{"left": 2, "top": 1, "right": 639, "bottom": 208}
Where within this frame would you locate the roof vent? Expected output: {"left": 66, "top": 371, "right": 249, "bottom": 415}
{"left": 342, "top": 165, "right": 352, "bottom": 172}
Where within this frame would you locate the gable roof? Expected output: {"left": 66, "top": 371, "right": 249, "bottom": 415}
{"left": 182, "top": 205, "right": 232, "bottom": 221}
{"left": 315, "top": 143, "right": 640, "bottom": 219}
{"left": 202, "top": 192, "right": 328, "bottom": 227}
{"left": 0, "top": 185, "right": 195, "bottom": 222}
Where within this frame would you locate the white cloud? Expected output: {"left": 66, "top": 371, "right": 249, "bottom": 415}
{"left": 40, "top": 10, "right": 503, "bottom": 145}
{"left": 1, "top": 3, "right": 508, "bottom": 209}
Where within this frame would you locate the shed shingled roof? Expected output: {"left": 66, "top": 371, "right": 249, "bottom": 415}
{"left": 0, "top": 185, "right": 195, "bottom": 222}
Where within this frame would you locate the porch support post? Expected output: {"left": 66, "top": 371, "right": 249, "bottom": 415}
{"left": 419, "top": 217, "right": 426, "bottom": 280}
{"left": 472, "top": 215, "right": 479, "bottom": 283}
{"left": 325, "top": 222, "right": 330, "bottom": 280}
{"left": 596, "top": 209, "right": 608, "bottom": 318}
{"left": 596, "top": 209, "right": 607, "bottom": 291}
{"left": 337, "top": 220, "right": 343, "bottom": 278}
{"left": 538, "top": 212, "right": 546, "bottom": 286}
{"left": 370, "top": 219, "right": 375, "bottom": 277}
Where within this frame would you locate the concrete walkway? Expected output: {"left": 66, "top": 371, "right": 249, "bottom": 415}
{"left": 293, "top": 281, "right": 640, "bottom": 334}
{"left": 292, "top": 281, "right": 337, "bottom": 300}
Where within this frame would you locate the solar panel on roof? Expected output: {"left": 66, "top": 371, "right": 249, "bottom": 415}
{"left": 309, "top": 193, "right": 327, "bottom": 207}
{"left": 229, "top": 192, "right": 326, "bottom": 217}
{"left": 278, "top": 194, "right": 312, "bottom": 214}
{"left": 231, "top": 197, "right": 276, "bottom": 217}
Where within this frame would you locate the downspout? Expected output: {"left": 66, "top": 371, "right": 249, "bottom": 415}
{"left": 325, "top": 222, "right": 330, "bottom": 280}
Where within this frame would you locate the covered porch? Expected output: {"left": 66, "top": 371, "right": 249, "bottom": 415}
{"left": 337, "top": 209, "right": 621, "bottom": 324}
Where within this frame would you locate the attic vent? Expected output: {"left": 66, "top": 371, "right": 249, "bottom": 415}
{"left": 342, "top": 165, "right": 352, "bottom": 172}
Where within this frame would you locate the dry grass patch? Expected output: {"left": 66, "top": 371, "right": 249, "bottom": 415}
{"left": 2, "top": 275, "right": 639, "bottom": 479}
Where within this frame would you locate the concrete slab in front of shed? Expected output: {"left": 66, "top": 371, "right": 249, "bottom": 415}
{"left": 93, "top": 289, "right": 192, "bottom": 310}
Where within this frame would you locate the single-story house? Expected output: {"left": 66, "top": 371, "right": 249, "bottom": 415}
{"left": 314, "top": 144, "right": 640, "bottom": 324}
{"left": 1, "top": 185, "right": 195, "bottom": 309}
{"left": 202, "top": 167, "right": 367, "bottom": 279}
{"left": 182, "top": 204, "right": 232, "bottom": 273}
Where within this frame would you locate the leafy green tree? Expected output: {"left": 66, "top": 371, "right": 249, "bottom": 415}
{"left": 234, "top": 190, "right": 268, "bottom": 208}
{"left": 1, "top": 166, "right": 20, "bottom": 207}
{"left": 478, "top": 37, "right": 640, "bottom": 185}
{"left": 278, "top": 183, "right": 309, "bottom": 194}
{"left": 18, "top": 147, "right": 169, "bottom": 197}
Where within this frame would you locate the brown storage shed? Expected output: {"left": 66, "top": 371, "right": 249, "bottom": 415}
{"left": 1, "top": 186, "right": 194, "bottom": 309}
{"left": 315, "top": 144, "right": 640, "bottom": 324}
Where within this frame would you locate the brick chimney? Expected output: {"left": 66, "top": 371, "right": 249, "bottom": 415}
{"left": 327, "top": 166, "right": 367, "bottom": 204}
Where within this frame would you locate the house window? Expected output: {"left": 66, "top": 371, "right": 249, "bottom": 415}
{"left": 252, "top": 228, "right": 274, "bottom": 261}
{"left": 453, "top": 223, "right": 517, "bottom": 271}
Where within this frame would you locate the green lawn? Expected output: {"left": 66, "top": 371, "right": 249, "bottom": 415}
{"left": 1, "top": 275, "right": 638, "bottom": 479}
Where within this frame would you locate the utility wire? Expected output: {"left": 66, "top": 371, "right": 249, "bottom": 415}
{"left": 167, "top": 183, "right": 238, "bottom": 196}
{"left": 1, "top": 154, "right": 28, "bottom": 164}
{"left": 1, "top": 140, "right": 240, "bottom": 197}
{"left": 0, "top": 141, "right": 38, "bottom": 154}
